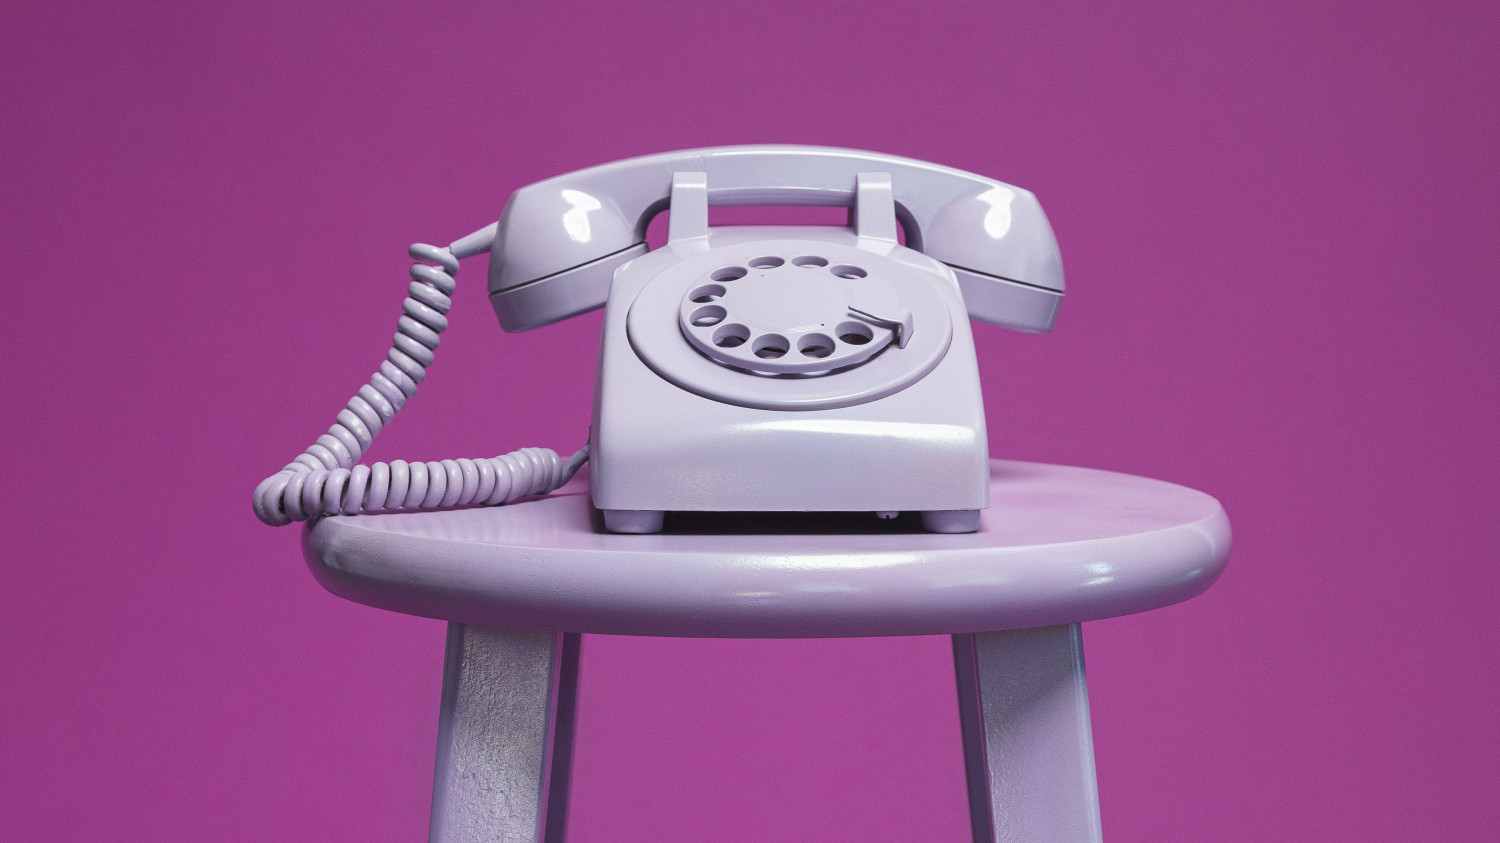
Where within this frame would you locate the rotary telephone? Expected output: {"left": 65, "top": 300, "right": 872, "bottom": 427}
{"left": 253, "top": 146, "right": 1064, "bottom": 533}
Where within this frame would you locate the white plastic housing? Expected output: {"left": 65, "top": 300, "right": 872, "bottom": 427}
{"left": 589, "top": 224, "right": 990, "bottom": 516}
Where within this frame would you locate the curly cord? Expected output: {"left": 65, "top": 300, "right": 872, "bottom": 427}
{"left": 253, "top": 237, "right": 587, "bottom": 527}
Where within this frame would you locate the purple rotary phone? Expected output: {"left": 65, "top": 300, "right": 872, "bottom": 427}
{"left": 254, "top": 146, "right": 1064, "bottom": 533}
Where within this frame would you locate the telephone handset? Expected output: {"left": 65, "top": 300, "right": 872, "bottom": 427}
{"left": 489, "top": 145, "right": 1062, "bottom": 333}
{"left": 253, "top": 146, "right": 1064, "bottom": 533}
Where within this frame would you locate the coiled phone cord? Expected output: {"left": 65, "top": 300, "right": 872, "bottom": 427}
{"left": 252, "top": 233, "right": 588, "bottom": 527}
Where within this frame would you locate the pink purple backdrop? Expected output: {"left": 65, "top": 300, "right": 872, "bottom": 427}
{"left": 4, "top": 1, "right": 1496, "bottom": 840}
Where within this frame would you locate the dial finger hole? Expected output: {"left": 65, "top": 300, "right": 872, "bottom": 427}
{"left": 689, "top": 284, "right": 726, "bottom": 303}
{"left": 836, "top": 321, "right": 874, "bottom": 345}
{"left": 830, "top": 264, "right": 867, "bottom": 279}
{"left": 792, "top": 255, "right": 828, "bottom": 267}
{"left": 713, "top": 324, "right": 749, "bottom": 348}
{"left": 752, "top": 334, "right": 789, "bottom": 359}
{"left": 690, "top": 305, "right": 726, "bottom": 327}
{"left": 749, "top": 256, "right": 785, "bottom": 269}
{"left": 712, "top": 266, "right": 748, "bottom": 282}
{"left": 798, "top": 333, "right": 835, "bottom": 358}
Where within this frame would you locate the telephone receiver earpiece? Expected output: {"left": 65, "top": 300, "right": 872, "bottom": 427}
{"left": 486, "top": 145, "right": 1064, "bottom": 334}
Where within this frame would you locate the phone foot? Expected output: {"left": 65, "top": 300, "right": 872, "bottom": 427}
{"left": 921, "top": 509, "right": 981, "bottom": 534}
{"left": 603, "top": 509, "right": 665, "bottom": 534}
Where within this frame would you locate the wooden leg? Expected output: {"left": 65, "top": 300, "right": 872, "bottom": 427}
{"left": 430, "top": 624, "right": 581, "bottom": 843}
{"left": 953, "top": 625, "right": 1103, "bottom": 843}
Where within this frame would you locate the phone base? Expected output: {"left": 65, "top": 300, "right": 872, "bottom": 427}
{"left": 592, "top": 226, "right": 990, "bottom": 529}
{"left": 602, "top": 509, "right": 666, "bottom": 534}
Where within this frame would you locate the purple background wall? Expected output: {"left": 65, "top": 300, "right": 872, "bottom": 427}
{"left": 4, "top": 1, "right": 1496, "bottom": 840}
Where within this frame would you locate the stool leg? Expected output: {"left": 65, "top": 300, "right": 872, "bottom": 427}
{"left": 952, "top": 625, "right": 1103, "bottom": 843}
{"left": 430, "top": 624, "right": 581, "bottom": 843}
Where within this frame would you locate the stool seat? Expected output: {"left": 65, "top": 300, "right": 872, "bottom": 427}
{"left": 306, "top": 460, "right": 1229, "bottom": 638}
{"left": 301, "top": 460, "right": 1230, "bottom": 843}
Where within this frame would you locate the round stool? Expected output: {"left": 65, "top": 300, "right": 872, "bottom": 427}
{"left": 305, "top": 460, "right": 1230, "bottom": 842}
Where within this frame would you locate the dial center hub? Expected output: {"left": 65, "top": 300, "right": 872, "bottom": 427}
{"left": 732, "top": 269, "right": 847, "bottom": 332}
